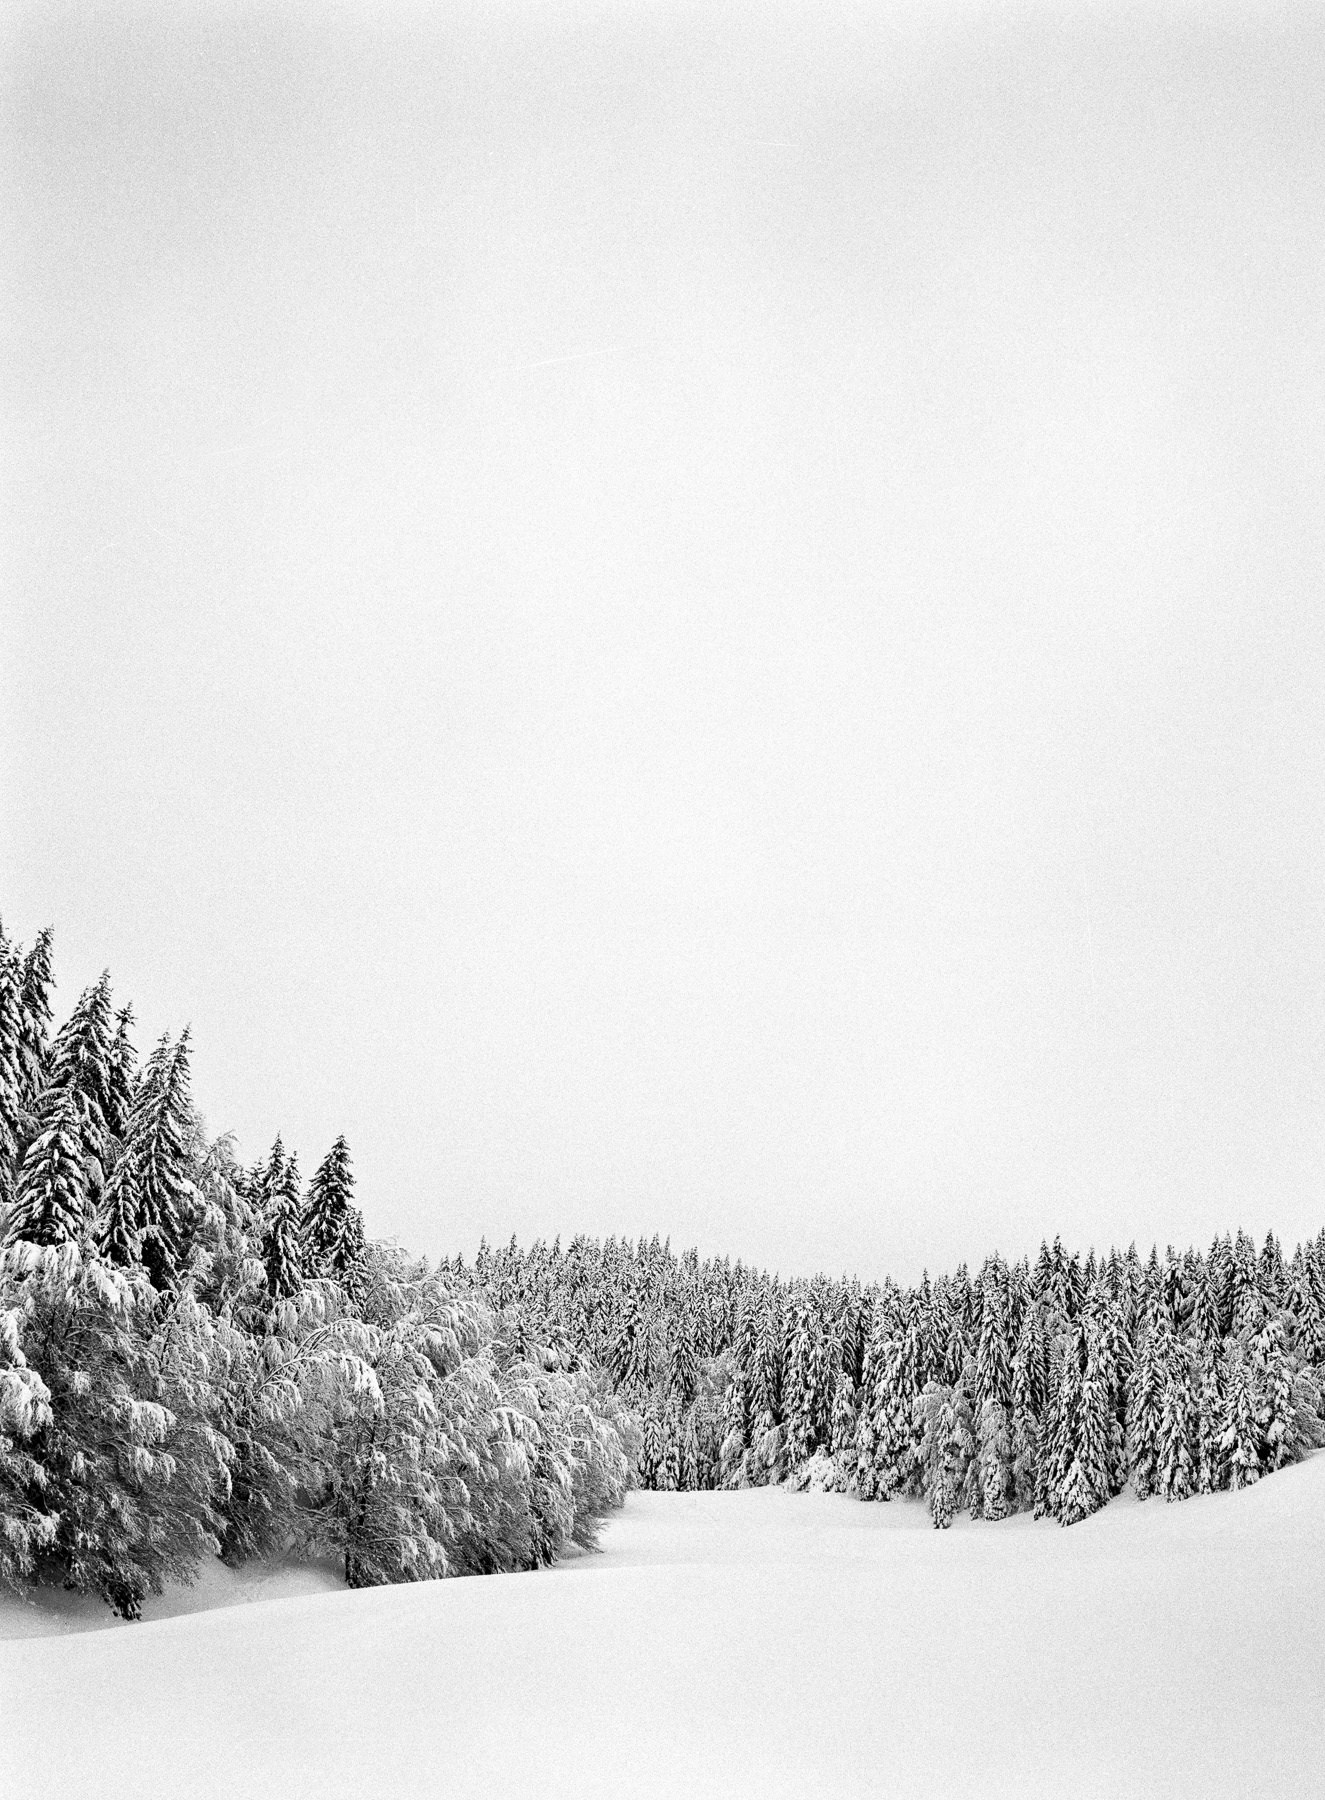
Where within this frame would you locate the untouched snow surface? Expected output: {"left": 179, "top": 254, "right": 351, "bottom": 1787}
{"left": 3, "top": 1458, "right": 1324, "bottom": 1799}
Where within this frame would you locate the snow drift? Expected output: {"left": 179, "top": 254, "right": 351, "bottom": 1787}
{"left": 4, "top": 1453, "right": 1323, "bottom": 1800}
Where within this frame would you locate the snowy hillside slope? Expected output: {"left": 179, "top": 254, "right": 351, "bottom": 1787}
{"left": 3, "top": 1457, "right": 1323, "bottom": 1800}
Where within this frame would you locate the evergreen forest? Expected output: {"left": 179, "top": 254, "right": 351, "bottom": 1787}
{"left": 3, "top": 916, "right": 1322, "bottom": 1619}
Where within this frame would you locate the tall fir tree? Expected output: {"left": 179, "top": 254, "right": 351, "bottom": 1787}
{"left": 301, "top": 1135, "right": 361, "bottom": 1281}
{"left": 1220, "top": 1345, "right": 1261, "bottom": 1489}
{"left": 103, "top": 1004, "right": 139, "bottom": 1143}
{"left": 1127, "top": 1323, "right": 1165, "bottom": 1499}
{"left": 0, "top": 928, "right": 25, "bottom": 1183}
{"left": 1156, "top": 1343, "right": 1196, "bottom": 1502}
{"left": 42, "top": 972, "right": 117, "bottom": 1186}
{"left": 16, "top": 926, "right": 55, "bottom": 1111}
{"left": 262, "top": 1146, "right": 304, "bottom": 1301}
{"left": 99, "top": 1030, "right": 196, "bottom": 1287}
{"left": 5, "top": 1084, "right": 88, "bottom": 1247}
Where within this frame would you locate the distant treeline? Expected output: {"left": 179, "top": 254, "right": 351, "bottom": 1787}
{"left": 455, "top": 1224, "right": 1325, "bottom": 1526}
{"left": 0, "top": 920, "right": 630, "bottom": 1619}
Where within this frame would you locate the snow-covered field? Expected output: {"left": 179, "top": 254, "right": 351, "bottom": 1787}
{"left": 3, "top": 1459, "right": 1323, "bottom": 1799}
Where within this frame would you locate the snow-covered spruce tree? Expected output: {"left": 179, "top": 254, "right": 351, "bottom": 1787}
{"left": 718, "top": 1363, "right": 752, "bottom": 1488}
{"left": 5, "top": 1085, "right": 89, "bottom": 1249}
{"left": 103, "top": 1005, "right": 138, "bottom": 1144}
{"left": 1156, "top": 1340, "right": 1196, "bottom": 1502}
{"left": 851, "top": 1318, "right": 886, "bottom": 1499}
{"left": 914, "top": 1379, "right": 975, "bottom": 1529}
{"left": 828, "top": 1370, "right": 859, "bottom": 1489}
{"left": 0, "top": 929, "right": 26, "bottom": 1188}
{"left": 1194, "top": 1346, "right": 1225, "bottom": 1495}
{"left": 0, "top": 921, "right": 56, "bottom": 1208}
{"left": 1046, "top": 1316, "right": 1114, "bottom": 1526}
{"left": 1010, "top": 1300, "right": 1048, "bottom": 1512}
{"left": 261, "top": 1145, "right": 304, "bottom": 1302}
{"left": 41, "top": 972, "right": 116, "bottom": 1202}
{"left": 975, "top": 1397, "right": 1015, "bottom": 1520}
{"left": 0, "top": 1240, "right": 232, "bottom": 1618}
{"left": 667, "top": 1318, "right": 698, "bottom": 1412}
{"left": 1219, "top": 1343, "right": 1261, "bottom": 1490}
{"left": 302, "top": 1136, "right": 362, "bottom": 1283}
{"left": 1127, "top": 1320, "right": 1165, "bottom": 1500}
{"left": 657, "top": 1400, "right": 682, "bottom": 1491}
{"left": 15, "top": 928, "right": 55, "bottom": 1110}
{"left": 875, "top": 1316, "right": 925, "bottom": 1499}
{"left": 99, "top": 1030, "right": 196, "bottom": 1287}
{"left": 0, "top": 1295, "right": 58, "bottom": 1591}
{"left": 637, "top": 1403, "right": 664, "bottom": 1489}
{"left": 974, "top": 1258, "right": 1013, "bottom": 1418}
{"left": 680, "top": 1403, "right": 702, "bottom": 1490}
{"left": 1285, "top": 1253, "right": 1325, "bottom": 1365}
{"left": 1250, "top": 1312, "right": 1323, "bottom": 1473}
{"left": 1229, "top": 1231, "right": 1265, "bottom": 1336}
{"left": 783, "top": 1300, "right": 830, "bottom": 1467}
{"left": 611, "top": 1285, "right": 652, "bottom": 1396}
{"left": 718, "top": 1303, "right": 758, "bottom": 1487}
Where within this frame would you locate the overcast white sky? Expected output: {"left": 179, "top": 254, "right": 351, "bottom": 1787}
{"left": 4, "top": 2, "right": 1324, "bottom": 1282}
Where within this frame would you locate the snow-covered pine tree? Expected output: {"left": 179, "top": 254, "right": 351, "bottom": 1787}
{"left": 1220, "top": 1343, "right": 1261, "bottom": 1489}
{"left": 42, "top": 972, "right": 116, "bottom": 1198}
{"left": 4, "top": 1240, "right": 233, "bottom": 1618}
{"left": 104, "top": 1004, "right": 138, "bottom": 1144}
{"left": 99, "top": 1030, "right": 196, "bottom": 1286}
{"left": 1250, "top": 1312, "right": 1324, "bottom": 1473}
{"left": 1010, "top": 1299, "right": 1047, "bottom": 1510}
{"left": 1156, "top": 1340, "right": 1196, "bottom": 1502}
{"left": 1229, "top": 1231, "right": 1264, "bottom": 1336}
{"left": 611, "top": 1286, "right": 652, "bottom": 1395}
{"left": 1285, "top": 1254, "right": 1325, "bottom": 1365}
{"left": 638, "top": 1404, "right": 664, "bottom": 1489}
{"left": 753, "top": 1289, "right": 784, "bottom": 1424}
{"left": 975, "top": 1396, "right": 1014, "bottom": 1520}
{"left": 0, "top": 927, "right": 25, "bottom": 1182}
{"left": 880, "top": 1319, "right": 928, "bottom": 1498}
{"left": 1126, "top": 1322, "right": 1165, "bottom": 1499}
{"left": 1052, "top": 1319, "right": 1114, "bottom": 1525}
{"left": 782, "top": 1300, "right": 829, "bottom": 1467}
{"left": 829, "top": 1370, "right": 859, "bottom": 1488}
{"left": 657, "top": 1402, "right": 682, "bottom": 1491}
{"left": 680, "top": 1404, "right": 702, "bottom": 1490}
{"left": 974, "top": 1258, "right": 1013, "bottom": 1416}
{"left": 718, "top": 1368, "right": 751, "bottom": 1488}
{"left": 0, "top": 1293, "right": 58, "bottom": 1589}
{"left": 261, "top": 1148, "right": 304, "bottom": 1301}
{"left": 914, "top": 1379, "right": 975, "bottom": 1528}
{"left": 1194, "top": 1346, "right": 1225, "bottom": 1494}
{"left": 5, "top": 1086, "right": 88, "bottom": 1247}
{"left": 667, "top": 1319, "right": 698, "bottom": 1412}
{"left": 1188, "top": 1262, "right": 1222, "bottom": 1349}
{"left": 15, "top": 927, "right": 54, "bottom": 1113}
{"left": 302, "top": 1136, "right": 361, "bottom": 1281}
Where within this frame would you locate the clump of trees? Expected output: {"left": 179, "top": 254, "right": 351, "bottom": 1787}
{"left": 454, "top": 1221, "right": 1325, "bottom": 1527}
{"left": 0, "top": 920, "right": 630, "bottom": 1618}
